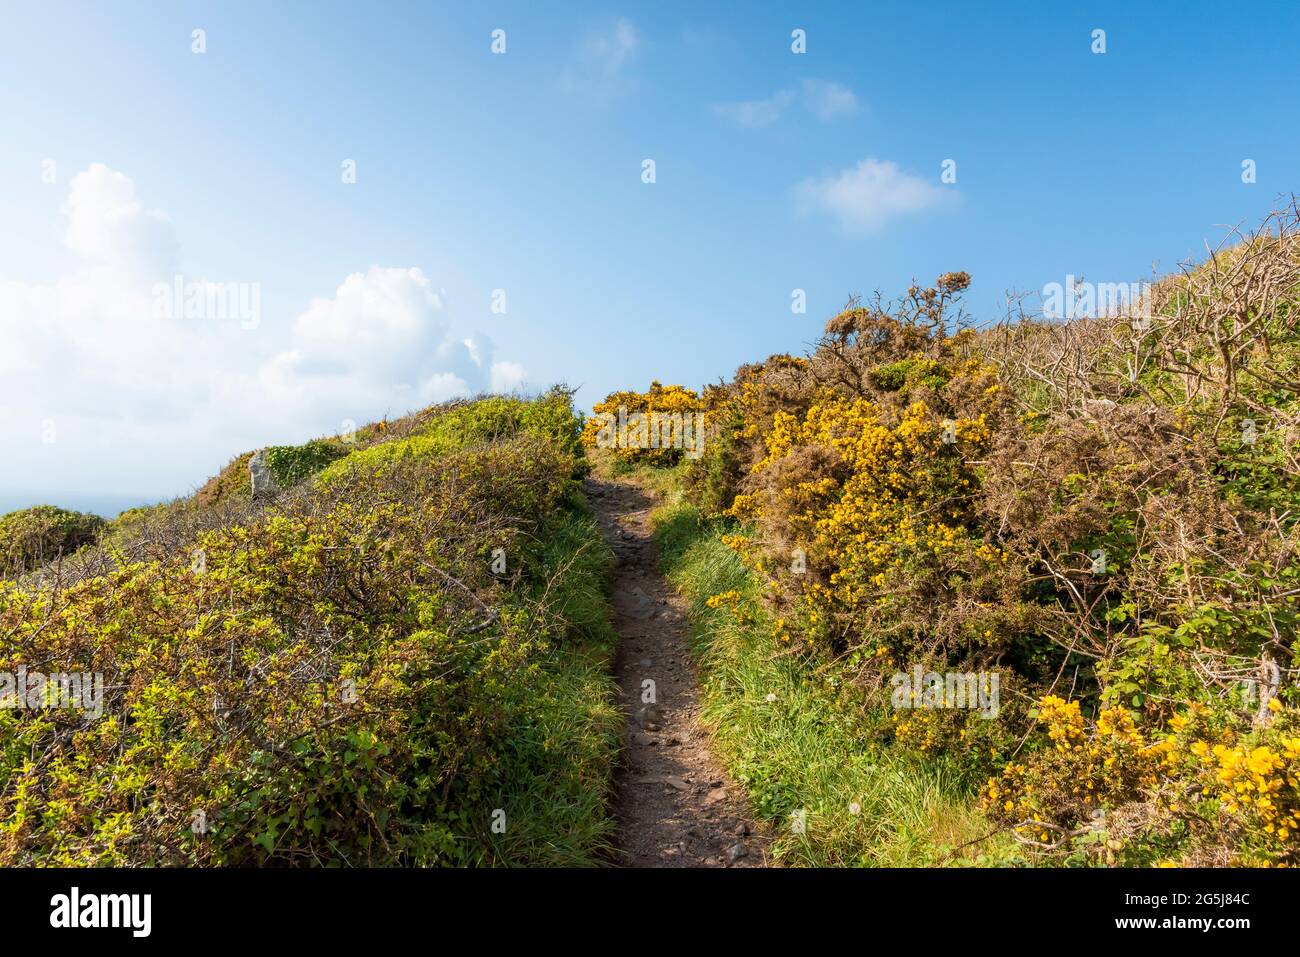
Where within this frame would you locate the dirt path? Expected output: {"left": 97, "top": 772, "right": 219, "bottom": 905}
{"left": 585, "top": 474, "right": 769, "bottom": 868}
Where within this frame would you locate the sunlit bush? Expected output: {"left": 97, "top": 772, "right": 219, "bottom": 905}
{"left": 0, "top": 506, "right": 104, "bottom": 578}
{"left": 0, "top": 393, "right": 617, "bottom": 866}
{"left": 580, "top": 381, "right": 705, "bottom": 467}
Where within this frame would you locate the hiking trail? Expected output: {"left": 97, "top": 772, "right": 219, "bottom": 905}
{"left": 585, "top": 474, "right": 770, "bottom": 868}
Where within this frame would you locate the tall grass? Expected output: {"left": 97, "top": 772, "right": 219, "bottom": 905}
{"left": 482, "top": 507, "right": 624, "bottom": 866}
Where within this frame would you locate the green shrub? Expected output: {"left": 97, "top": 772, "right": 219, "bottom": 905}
{"left": 0, "top": 393, "right": 620, "bottom": 866}
{"left": 262, "top": 439, "right": 350, "bottom": 487}
{"left": 320, "top": 389, "right": 586, "bottom": 488}
{"left": 423, "top": 389, "right": 585, "bottom": 461}
{"left": 0, "top": 506, "right": 105, "bottom": 578}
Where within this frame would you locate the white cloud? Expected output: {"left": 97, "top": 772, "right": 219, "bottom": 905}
{"left": 795, "top": 158, "right": 950, "bottom": 233}
{"left": 256, "top": 267, "right": 511, "bottom": 420}
{"left": 490, "top": 360, "right": 526, "bottom": 394}
{"left": 800, "top": 79, "right": 858, "bottom": 121}
{"left": 712, "top": 90, "right": 794, "bottom": 128}
{"left": 61, "top": 163, "right": 176, "bottom": 274}
{"left": 0, "top": 166, "right": 526, "bottom": 501}
{"left": 714, "top": 79, "right": 859, "bottom": 127}
{"left": 282, "top": 267, "right": 449, "bottom": 390}
{"left": 561, "top": 18, "right": 640, "bottom": 95}
{"left": 585, "top": 17, "right": 639, "bottom": 75}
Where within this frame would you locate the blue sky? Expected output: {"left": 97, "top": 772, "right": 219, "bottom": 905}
{"left": 2, "top": 0, "right": 1297, "bottom": 514}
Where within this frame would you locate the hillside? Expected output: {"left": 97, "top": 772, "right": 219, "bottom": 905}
{"left": 2, "top": 206, "right": 1298, "bottom": 868}
{"left": 0, "top": 392, "right": 624, "bottom": 865}
{"left": 582, "top": 203, "right": 1300, "bottom": 867}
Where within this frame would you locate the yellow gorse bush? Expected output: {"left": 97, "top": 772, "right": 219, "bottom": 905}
{"left": 724, "top": 352, "right": 1012, "bottom": 665}
{"left": 982, "top": 697, "right": 1163, "bottom": 853}
{"left": 581, "top": 381, "right": 707, "bottom": 465}
{"left": 982, "top": 694, "right": 1300, "bottom": 865}
{"left": 1170, "top": 716, "right": 1300, "bottom": 862}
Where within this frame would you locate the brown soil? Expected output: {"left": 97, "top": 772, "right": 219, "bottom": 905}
{"left": 585, "top": 474, "right": 769, "bottom": 868}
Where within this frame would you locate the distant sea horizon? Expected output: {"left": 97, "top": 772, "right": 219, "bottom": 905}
{"left": 0, "top": 489, "right": 180, "bottom": 520}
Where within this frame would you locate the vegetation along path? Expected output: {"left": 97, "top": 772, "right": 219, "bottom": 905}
{"left": 585, "top": 474, "right": 769, "bottom": 867}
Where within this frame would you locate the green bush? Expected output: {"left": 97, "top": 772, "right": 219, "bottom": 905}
{"left": 262, "top": 439, "right": 350, "bottom": 487}
{"left": 320, "top": 389, "right": 586, "bottom": 488}
{"left": 0, "top": 393, "right": 620, "bottom": 866}
{"left": 0, "top": 506, "right": 104, "bottom": 578}
{"left": 422, "top": 389, "right": 585, "bottom": 462}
